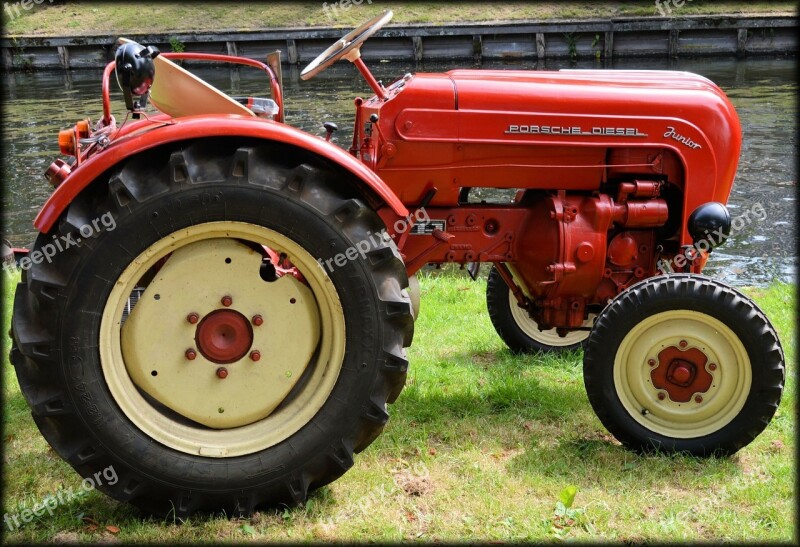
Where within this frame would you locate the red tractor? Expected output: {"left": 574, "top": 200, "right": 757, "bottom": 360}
{"left": 10, "top": 12, "right": 784, "bottom": 517}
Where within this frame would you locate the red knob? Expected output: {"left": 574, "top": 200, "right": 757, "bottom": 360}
{"left": 672, "top": 366, "right": 691, "bottom": 384}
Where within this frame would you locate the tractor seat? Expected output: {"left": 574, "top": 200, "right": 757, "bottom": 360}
{"left": 149, "top": 53, "right": 278, "bottom": 119}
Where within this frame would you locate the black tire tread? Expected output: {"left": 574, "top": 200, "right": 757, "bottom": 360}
{"left": 10, "top": 137, "right": 413, "bottom": 518}
{"left": 583, "top": 273, "right": 784, "bottom": 456}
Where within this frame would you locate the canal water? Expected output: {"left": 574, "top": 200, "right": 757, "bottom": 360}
{"left": 1, "top": 56, "right": 795, "bottom": 286}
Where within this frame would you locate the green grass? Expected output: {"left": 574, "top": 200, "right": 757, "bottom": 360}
{"left": 1, "top": 270, "right": 795, "bottom": 542}
{"left": 2, "top": 0, "right": 796, "bottom": 36}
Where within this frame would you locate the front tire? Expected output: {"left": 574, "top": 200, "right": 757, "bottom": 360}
{"left": 10, "top": 138, "right": 413, "bottom": 517}
{"left": 486, "top": 266, "right": 593, "bottom": 354}
{"left": 584, "top": 274, "right": 784, "bottom": 456}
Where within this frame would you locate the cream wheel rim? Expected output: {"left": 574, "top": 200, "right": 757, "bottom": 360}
{"left": 100, "top": 222, "right": 345, "bottom": 457}
{"left": 507, "top": 289, "right": 593, "bottom": 346}
{"left": 613, "top": 310, "right": 751, "bottom": 439}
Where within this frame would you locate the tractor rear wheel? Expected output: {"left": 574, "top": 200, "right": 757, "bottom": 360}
{"left": 584, "top": 274, "right": 784, "bottom": 456}
{"left": 10, "top": 139, "right": 413, "bottom": 517}
{"left": 486, "top": 266, "right": 593, "bottom": 354}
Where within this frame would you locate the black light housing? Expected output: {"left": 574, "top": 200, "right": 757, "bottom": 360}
{"left": 115, "top": 40, "right": 160, "bottom": 115}
{"left": 687, "top": 202, "right": 732, "bottom": 250}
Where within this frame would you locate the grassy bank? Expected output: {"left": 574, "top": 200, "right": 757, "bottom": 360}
{"left": 2, "top": 1, "right": 796, "bottom": 36}
{"left": 1, "top": 270, "right": 795, "bottom": 543}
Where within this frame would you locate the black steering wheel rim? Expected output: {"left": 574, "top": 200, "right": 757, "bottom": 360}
{"left": 300, "top": 10, "right": 393, "bottom": 81}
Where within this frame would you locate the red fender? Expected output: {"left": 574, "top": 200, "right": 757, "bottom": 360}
{"left": 34, "top": 115, "right": 408, "bottom": 232}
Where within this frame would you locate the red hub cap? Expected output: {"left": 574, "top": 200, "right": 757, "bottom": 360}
{"left": 667, "top": 359, "right": 694, "bottom": 386}
{"left": 651, "top": 345, "right": 714, "bottom": 402}
{"left": 195, "top": 309, "right": 254, "bottom": 364}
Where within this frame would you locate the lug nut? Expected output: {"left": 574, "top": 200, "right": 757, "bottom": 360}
{"left": 648, "top": 359, "right": 656, "bottom": 367}
{"left": 216, "top": 367, "right": 228, "bottom": 379}
{"left": 250, "top": 350, "right": 261, "bottom": 362}
{"left": 187, "top": 312, "right": 199, "bottom": 324}
{"left": 708, "top": 363, "right": 717, "bottom": 371}
{"left": 252, "top": 315, "right": 264, "bottom": 326}
{"left": 221, "top": 295, "right": 233, "bottom": 307}
{"left": 695, "top": 395, "right": 703, "bottom": 403}
{"left": 185, "top": 348, "right": 197, "bottom": 360}
{"left": 657, "top": 392, "right": 666, "bottom": 401}
{"left": 679, "top": 340, "right": 688, "bottom": 348}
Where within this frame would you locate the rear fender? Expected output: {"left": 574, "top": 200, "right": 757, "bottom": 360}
{"left": 34, "top": 116, "right": 408, "bottom": 232}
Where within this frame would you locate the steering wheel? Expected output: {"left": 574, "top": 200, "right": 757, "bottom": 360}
{"left": 300, "top": 10, "right": 393, "bottom": 81}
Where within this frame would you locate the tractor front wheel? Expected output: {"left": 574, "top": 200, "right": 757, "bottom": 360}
{"left": 583, "top": 274, "right": 784, "bottom": 456}
{"left": 10, "top": 139, "right": 413, "bottom": 517}
{"left": 486, "top": 266, "right": 593, "bottom": 354}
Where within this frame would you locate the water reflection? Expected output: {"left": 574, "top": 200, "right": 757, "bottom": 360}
{"left": 1, "top": 56, "right": 795, "bottom": 286}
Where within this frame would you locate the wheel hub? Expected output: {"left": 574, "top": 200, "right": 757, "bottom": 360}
{"left": 195, "top": 309, "right": 253, "bottom": 364}
{"left": 120, "top": 237, "right": 321, "bottom": 429}
{"left": 613, "top": 309, "right": 753, "bottom": 439}
{"left": 667, "top": 359, "right": 694, "bottom": 386}
{"left": 651, "top": 346, "right": 713, "bottom": 402}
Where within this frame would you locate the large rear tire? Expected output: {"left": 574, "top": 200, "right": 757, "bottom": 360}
{"left": 10, "top": 138, "right": 413, "bottom": 517}
{"left": 584, "top": 274, "right": 784, "bottom": 456}
{"left": 486, "top": 266, "right": 593, "bottom": 354}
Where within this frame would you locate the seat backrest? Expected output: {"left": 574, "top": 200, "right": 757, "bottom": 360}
{"left": 149, "top": 54, "right": 256, "bottom": 118}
